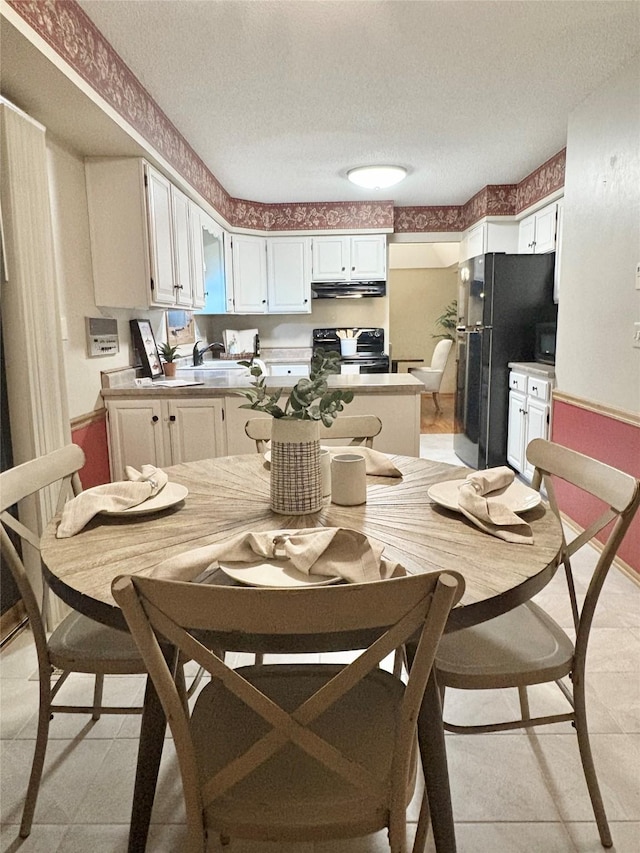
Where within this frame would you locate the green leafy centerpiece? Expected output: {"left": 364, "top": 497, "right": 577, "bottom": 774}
{"left": 238, "top": 350, "right": 354, "bottom": 514}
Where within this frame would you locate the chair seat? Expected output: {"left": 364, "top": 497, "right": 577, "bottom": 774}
{"left": 191, "top": 664, "right": 414, "bottom": 841}
{"left": 48, "top": 610, "right": 144, "bottom": 673}
{"left": 436, "top": 601, "right": 575, "bottom": 690}
{"left": 408, "top": 367, "right": 441, "bottom": 393}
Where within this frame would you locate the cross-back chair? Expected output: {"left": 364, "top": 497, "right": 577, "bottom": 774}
{"left": 434, "top": 438, "right": 640, "bottom": 849}
{"left": 113, "top": 569, "right": 463, "bottom": 853}
{"left": 245, "top": 414, "right": 382, "bottom": 453}
{"left": 0, "top": 444, "right": 147, "bottom": 838}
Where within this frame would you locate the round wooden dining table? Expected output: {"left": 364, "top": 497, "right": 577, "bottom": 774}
{"left": 41, "top": 453, "right": 563, "bottom": 853}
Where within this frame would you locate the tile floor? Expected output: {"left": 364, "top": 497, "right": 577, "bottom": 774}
{"left": 1, "top": 436, "right": 639, "bottom": 852}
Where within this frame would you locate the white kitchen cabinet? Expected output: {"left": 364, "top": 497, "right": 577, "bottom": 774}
{"left": 269, "top": 363, "right": 310, "bottom": 376}
{"left": 106, "top": 397, "right": 226, "bottom": 479}
{"left": 226, "top": 233, "right": 268, "bottom": 313}
{"left": 506, "top": 367, "right": 554, "bottom": 481}
{"left": 311, "top": 235, "right": 386, "bottom": 281}
{"left": 267, "top": 237, "right": 312, "bottom": 313}
{"left": 86, "top": 157, "right": 206, "bottom": 310}
{"left": 518, "top": 201, "right": 558, "bottom": 254}
{"left": 460, "top": 220, "right": 519, "bottom": 261}
{"left": 188, "top": 202, "right": 206, "bottom": 310}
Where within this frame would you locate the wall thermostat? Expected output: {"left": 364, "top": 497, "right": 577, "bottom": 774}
{"left": 86, "top": 316, "right": 119, "bottom": 357}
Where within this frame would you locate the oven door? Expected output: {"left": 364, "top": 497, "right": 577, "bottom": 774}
{"left": 341, "top": 357, "right": 389, "bottom": 374}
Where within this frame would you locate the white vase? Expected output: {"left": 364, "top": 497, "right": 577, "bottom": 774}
{"left": 270, "top": 418, "right": 322, "bottom": 515}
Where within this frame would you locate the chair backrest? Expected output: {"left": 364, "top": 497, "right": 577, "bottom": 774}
{"left": 245, "top": 414, "right": 382, "bottom": 452}
{"left": 430, "top": 339, "right": 453, "bottom": 373}
{"left": 0, "top": 445, "right": 85, "bottom": 660}
{"left": 113, "top": 570, "right": 464, "bottom": 840}
{"left": 526, "top": 438, "right": 640, "bottom": 652}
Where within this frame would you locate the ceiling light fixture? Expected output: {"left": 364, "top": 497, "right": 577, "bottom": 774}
{"left": 347, "top": 165, "right": 407, "bottom": 190}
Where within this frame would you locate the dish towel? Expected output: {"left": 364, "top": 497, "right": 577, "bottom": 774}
{"left": 329, "top": 447, "right": 402, "bottom": 478}
{"left": 457, "top": 467, "right": 534, "bottom": 545}
{"left": 151, "top": 527, "right": 403, "bottom": 584}
{"left": 56, "top": 465, "right": 169, "bottom": 539}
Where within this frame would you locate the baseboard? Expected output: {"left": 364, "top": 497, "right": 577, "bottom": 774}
{"left": 0, "top": 601, "right": 27, "bottom": 645}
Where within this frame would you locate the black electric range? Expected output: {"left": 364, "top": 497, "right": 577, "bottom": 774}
{"left": 312, "top": 328, "right": 390, "bottom": 374}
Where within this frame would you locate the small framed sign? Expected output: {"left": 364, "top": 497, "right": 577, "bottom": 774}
{"left": 130, "top": 319, "right": 163, "bottom": 378}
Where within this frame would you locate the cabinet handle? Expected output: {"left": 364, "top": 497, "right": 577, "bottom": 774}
{"left": 169, "top": 415, "right": 176, "bottom": 422}
{"left": 531, "top": 385, "right": 538, "bottom": 392}
{"left": 152, "top": 415, "right": 159, "bottom": 423}
{"left": 351, "top": 266, "right": 355, "bottom": 271}
{"left": 262, "top": 299, "right": 267, "bottom": 304}
{"left": 341, "top": 267, "right": 346, "bottom": 272}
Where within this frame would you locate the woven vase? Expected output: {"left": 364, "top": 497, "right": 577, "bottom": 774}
{"left": 270, "top": 418, "right": 322, "bottom": 515}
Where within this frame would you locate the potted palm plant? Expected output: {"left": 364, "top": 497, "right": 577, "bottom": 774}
{"left": 433, "top": 300, "right": 458, "bottom": 340}
{"left": 238, "top": 350, "right": 354, "bottom": 514}
{"left": 158, "top": 342, "right": 181, "bottom": 377}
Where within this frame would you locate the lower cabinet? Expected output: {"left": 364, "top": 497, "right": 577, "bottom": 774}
{"left": 106, "top": 398, "right": 226, "bottom": 479}
{"left": 506, "top": 369, "right": 553, "bottom": 481}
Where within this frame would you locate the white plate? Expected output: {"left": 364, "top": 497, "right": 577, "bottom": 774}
{"left": 99, "top": 482, "right": 188, "bottom": 517}
{"left": 218, "top": 559, "right": 341, "bottom": 588}
{"left": 427, "top": 478, "right": 541, "bottom": 514}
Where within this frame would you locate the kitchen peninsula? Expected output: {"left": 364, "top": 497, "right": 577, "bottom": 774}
{"left": 101, "top": 370, "right": 423, "bottom": 480}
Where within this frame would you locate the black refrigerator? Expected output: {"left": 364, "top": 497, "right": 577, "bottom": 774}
{"left": 454, "top": 253, "right": 557, "bottom": 470}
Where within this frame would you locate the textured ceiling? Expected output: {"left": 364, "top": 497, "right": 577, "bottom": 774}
{"left": 24, "top": 1, "right": 640, "bottom": 207}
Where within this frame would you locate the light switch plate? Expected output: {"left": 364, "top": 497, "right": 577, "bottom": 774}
{"left": 636, "top": 262, "right": 640, "bottom": 290}
{"left": 633, "top": 322, "right": 640, "bottom": 349}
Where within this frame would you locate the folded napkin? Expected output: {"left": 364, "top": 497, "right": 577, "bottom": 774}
{"left": 457, "top": 467, "right": 533, "bottom": 545}
{"left": 56, "top": 465, "right": 169, "bottom": 539}
{"left": 152, "top": 527, "right": 403, "bottom": 584}
{"left": 329, "top": 447, "right": 402, "bottom": 478}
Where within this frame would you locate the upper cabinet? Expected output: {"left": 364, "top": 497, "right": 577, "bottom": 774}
{"left": 460, "top": 220, "right": 519, "bottom": 261}
{"left": 195, "top": 212, "right": 225, "bottom": 314}
{"left": 311, "top": 235, "right": 387, "bottom": 281}
{"left": 267, "top": 237, "right": 312, "bottom": 313}
{"left": 86, "top": 158, "right": 205, "bottom": 310}
{"left": 226, "top": 234, "right": 268, "bottom": 313}
{"left": 518, "top": 201, "right": 558, "bottom": 254}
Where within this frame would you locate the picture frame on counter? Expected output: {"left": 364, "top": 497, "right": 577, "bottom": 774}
{"left": 130, "top": 319, "right": 163, "bottom": 378}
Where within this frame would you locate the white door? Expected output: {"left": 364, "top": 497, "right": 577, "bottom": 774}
{"left": 145, "top": 165, "right": 176, "bottom": 305}
{"left": 267, "top": 237, "right": 312, "bottom": 312}
{"left": 171, "top": 187, "right": 193, "bottom": 306}
{"left": 533, "top": 203, "right": 557, "bottom": 254}
{"left": 518, "top": 214, "right": 536, "bottom": 254}
{"left": 506, "top": 390, "right": 526, "bottom": 472}
{"left": 350, "top": 235, "right": 387, "bottom": 279}
{"left": 523, "top": 399, "right": 549, "bottom": 481}
{"left": 231, "top": 235, "right": 268, "bottom": 313}
{"left": 465, "top": 225, "right": 486, "bottom": 261}
{"left": 311, "top": 236, "right": 350, "bottom": 281}
{"left": 189, "top": 201, "right": 206, "bottom": 309}
{"left": 107, "top": 399, "right": 167, "bottom": 480}
{"left": 167, "top": 399, "right": 226, "bottom": 463}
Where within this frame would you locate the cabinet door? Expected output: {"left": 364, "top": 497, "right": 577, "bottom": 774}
{"left": 350, "top": 235, "right": 387, "bottom": 279}
{"left": 167, "top": 399, "right": 226, "bottom": 463}
{"left": 518, "top": 214, "right": 536, "bottom": 253}
{"left": 311, "top": 237, "right": 350, "bottom": 281}
{"left": 188, "top": 201, "right": 206, "bottom": 309}
{"left": 269, "top": 363, "right": 309, "bottom": 376}
{"left": 196, "top": 216, "right": 227, "bottom": 314}
{"left": 145, "top": 165, "right": 176, "bottom": 306}
{"left": 506, "top": 390, "right": 526, "bottom": 472}
{"left": 533, "top": 203, "right": 557, "bottom": 254}
{"left": 523, "top": 399, "right": 549, "bottom": 481}
{"left": 107, "top": 399, "right": 167, "bottom": 480}
{"left": 231, "top": 235, "right": 268, "bottom": 313}
{"left": 465, "top": 224, "right": 486, "bottom": 260}
{"left": 171, "top": 188, "right": 193, "bottom": 306}
{"left": 267, "top": 237, "right": 312, "bottom": 313}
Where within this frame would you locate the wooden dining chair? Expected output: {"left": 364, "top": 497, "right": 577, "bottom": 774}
{"left": 0, "top": 444, "right": 147, "bottom": 838}
{"left": 245, "top": 414, "right": 382, "bottom": 453}
{"left": 113, "top": 569, "right": 464, "bottom": 853}
{"left": 434, "top": 438, "right": 640, "bottom": 849}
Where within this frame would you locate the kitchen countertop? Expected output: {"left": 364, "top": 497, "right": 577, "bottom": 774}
{"left": 101, "top": 371, "right": 424, "bottom": 398}
{"left": 508, "top": 361, "right": 556, "bottom": 379}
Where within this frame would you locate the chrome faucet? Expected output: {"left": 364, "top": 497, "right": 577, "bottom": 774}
{"left": 192, "top": 341, "right": 225, "bottom": 366}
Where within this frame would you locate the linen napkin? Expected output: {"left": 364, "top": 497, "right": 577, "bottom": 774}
{"left": 56, "top": 465, "right": 169, "bottom": 539}
{"left": 329, "top": 447, "right": 402, "bottom": 478}
{"left": 457, "top": 466, "right": 533, "bottom": 545}
{"left": 151, "top": 527, "right": 402, "bottom": 584}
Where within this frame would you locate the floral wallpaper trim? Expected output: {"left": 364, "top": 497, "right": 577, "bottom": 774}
{"left": 9, "top": 0, "right": 565, "bottom": 233}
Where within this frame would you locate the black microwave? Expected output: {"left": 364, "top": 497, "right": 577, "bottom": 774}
{"left": 535, "top": 322, "right": 557, "bottom": 365}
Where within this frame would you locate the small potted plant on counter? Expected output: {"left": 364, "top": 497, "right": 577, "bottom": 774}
{"left": 158, "top": 342, "right": 181, "bottom": 378}
{"left": 238, "top": 349, "right": 354, "bottom": 514}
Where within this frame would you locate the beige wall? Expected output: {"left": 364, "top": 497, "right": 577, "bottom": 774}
{"left": 388, "top": 267, "right": 457, "bottom": 392}
{"left": 558, "top": 54, "right": 640, "bottom": 412}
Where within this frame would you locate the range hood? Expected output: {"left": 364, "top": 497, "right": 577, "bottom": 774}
{"left": 310, "top": 280, "right": 386, "bottom": 299}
